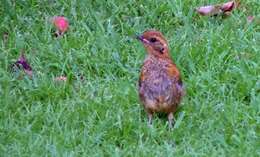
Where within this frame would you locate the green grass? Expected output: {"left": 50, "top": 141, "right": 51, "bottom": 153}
{"left": 0, "top": 0, "right": 259, "bottom": 156}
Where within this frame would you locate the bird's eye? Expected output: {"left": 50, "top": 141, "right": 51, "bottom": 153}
{"left": 150, "top": 38, "right": 157, "bottom": 43}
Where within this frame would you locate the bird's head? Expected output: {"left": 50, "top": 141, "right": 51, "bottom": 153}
{"left": 137, "top": 30, "right": 170, "bottom": 58}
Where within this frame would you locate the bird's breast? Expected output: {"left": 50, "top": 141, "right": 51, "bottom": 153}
{"left": 138, "top": 57, "right": 183, "bottom": 113}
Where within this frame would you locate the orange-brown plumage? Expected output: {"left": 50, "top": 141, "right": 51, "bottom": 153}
{"left": 137, "top": 30, "right": 184, "bottom": 128}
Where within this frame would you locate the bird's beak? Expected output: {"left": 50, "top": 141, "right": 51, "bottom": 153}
{"left": 136, "top": 35, "right": 143, "bottom": 41}
{"left": 136, "top": 35, "right": 149, "bottom": 44}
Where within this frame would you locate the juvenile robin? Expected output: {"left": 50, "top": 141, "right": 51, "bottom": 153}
{"left": 137, "top": 30, "right": 184, "bottom": 128}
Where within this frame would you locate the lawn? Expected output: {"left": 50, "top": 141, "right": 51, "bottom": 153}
{"left": 0, "top": 0, "right": 259, "bottom": 156}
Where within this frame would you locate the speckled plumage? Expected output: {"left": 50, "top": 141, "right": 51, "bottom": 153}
{"left": 137, "top": 30, "right": 184, "bottom": 128}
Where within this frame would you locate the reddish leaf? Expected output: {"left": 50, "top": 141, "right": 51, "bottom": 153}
{"left": 55, "top": 76, "right": 67, "bottom": 81}
{"left": 196, "top": 1, "right": 238, "bottom": 16}
{"left": 221, "top": 1, "right": 235, "bottom": 12}
{"left": 247, "top": 16, "right": 254, "bottom": 23}
{"left": 196, "top": 5, "right": 222, "bottom": 16}
{"left": 52, "top": 16, "right": 69, "bottom": 36}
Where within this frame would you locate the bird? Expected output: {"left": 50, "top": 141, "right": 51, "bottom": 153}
{"left": 136, "top": 30, "right": 184, "bottom": 128}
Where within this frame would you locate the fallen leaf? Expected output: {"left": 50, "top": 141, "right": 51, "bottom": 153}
{"left": 247, "top": 16, "right": 254, "bottom": 23}
{"left": 52, "top": 16, "right": 69, "bottom": 37}
{"left": 196, "top": 1, "right": 238, "bottom": 16}
{"left": 221, "top": 1, "right": 235, "bottom": 12}
{"left": 196, "top": 5, "right": 222, "bottom": 16}
{"left": 11, "top": 52, "right": 33, "bottom": 78}
{"left": 55, "top": 76, "right": 67, "bottom": 81}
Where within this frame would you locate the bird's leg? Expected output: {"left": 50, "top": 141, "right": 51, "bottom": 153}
{"left": 147, "top": 112, "right": 153, "bottom": 126}
{"left": 168, "top": 112, "right": 174, "bottom": 129}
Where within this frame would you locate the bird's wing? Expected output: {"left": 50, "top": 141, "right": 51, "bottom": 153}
{"left": 165, "top": 62, "right": 184, "bottom": 104}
